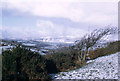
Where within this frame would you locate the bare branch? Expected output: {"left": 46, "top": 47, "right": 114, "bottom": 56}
{"left": 74, "top": 27, "right": 116, "bottom": 65}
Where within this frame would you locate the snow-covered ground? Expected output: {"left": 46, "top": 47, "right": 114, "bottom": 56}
{"left": 0, "top": 45, "right": 15, "bottom": 51}
{"left": 53, "top": 52, "right": 119, "bottom": 79}
{"left": 30, "top": 49, "right": 46, "bottom": 55}
{"left": 22, "top": 43, "right": 36, "bottom": 46}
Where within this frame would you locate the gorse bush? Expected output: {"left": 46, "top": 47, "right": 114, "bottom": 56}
{"left": 45, "top": 47, "right": 80, "bottom": 72}
{"left": 2, "top": 45, "right": 57, "bottom": 81}
{"left": 46, "top": 52, "right": 76, "bottom": 71}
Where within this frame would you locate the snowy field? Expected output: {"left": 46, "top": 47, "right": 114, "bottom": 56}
{"left": 53, "top": 52, "right": 119, "bottom": 79}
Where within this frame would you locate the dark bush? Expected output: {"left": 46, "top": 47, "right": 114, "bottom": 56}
{"left": 45, "top": 47, "right": 79, "bottom": 72}
{"left": 2, "top": 46, "right": 56, "bottom": 81}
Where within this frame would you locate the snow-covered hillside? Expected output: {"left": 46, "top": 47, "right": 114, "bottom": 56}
{"left": 53, "top": 52, "right": 119, "bottom": 79}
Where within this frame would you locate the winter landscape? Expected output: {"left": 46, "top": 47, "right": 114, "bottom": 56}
{"left": 0, "top": 0, "right": 119, "bottom": 81}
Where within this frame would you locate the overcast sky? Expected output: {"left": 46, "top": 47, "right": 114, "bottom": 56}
{"left": 1, "top": 0, "right": 118, "bottom": 40}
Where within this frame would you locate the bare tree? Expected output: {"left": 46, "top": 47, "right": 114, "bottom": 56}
{"left": 74, "top": 27, "right": 116, "bottom": 65}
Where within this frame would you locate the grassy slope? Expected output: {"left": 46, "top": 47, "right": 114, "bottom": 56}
{"left": 89, "top": 41, "right": 120, "bottom": 60}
